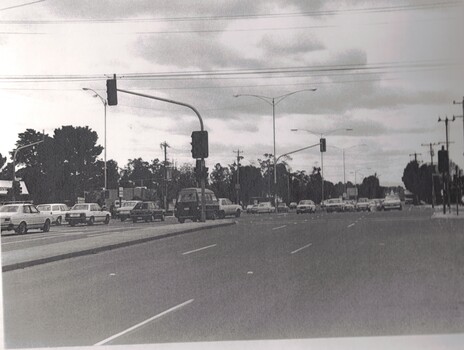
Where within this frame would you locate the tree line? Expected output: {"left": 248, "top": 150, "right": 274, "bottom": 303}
{"left": 1, "top": 126, "right": 390, "bottom": 206}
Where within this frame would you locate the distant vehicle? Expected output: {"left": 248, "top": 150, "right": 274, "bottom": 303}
{"left": 256, "top": 202, "right": 275, "bottom": 214}
{"left": 325, "top": 198, "right": 344, "bottom": 213}
{"left": 289, "top": 202, "right": 298, "bottom": 209}
{"left": 65, "top": 203, "right": 111, "bottom": 226}
{"left": 246, "top": 204, "right": 255, "bottom": 214}
{"left": 356, "top": 198, "right": 370, "bottom": 211}
{"left": 130, "top": 201, "right": 165, "bottom": 223}
{"left": 36, "top": 203, "right": 69, "bottom": 225}
{"left": 116, "top": 200, "right": 142, "bottom": 221}
{"left": 218, "top": 198, "right": 242, "bottom": 218}
{"left": 343, "top": 201, "right": 356, "bottom": 212}
{"left": 1, "top": 203, "right": 52, "bottom": 234}
{"left": 174, "top": 188, "right": 219, "bottom": 223}
{"left": 277, "top": 203, "right": 289, "bottom": 213}
{"left": 296, "top": 200, "right": 316, "bottom": 214}
{"left": 369, "top": 198, "right": 384, "bottom": 211}
{"left": 382, "top": 195, "right": 402, "bottom": 211}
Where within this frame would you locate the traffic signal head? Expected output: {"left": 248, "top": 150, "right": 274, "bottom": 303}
{"left": 438, "top": 149, "right": 449, "bottom": 173}
{"left": 320, "top": 138, "right": 326, "bottom": 152}
{"left": 191, "top": 131, "right": 208, "bottom": 159}
{"left": 106, "top": 78, "right": 118, "bottom": 106}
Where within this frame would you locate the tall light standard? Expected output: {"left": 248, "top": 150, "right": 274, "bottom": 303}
{"left": 350, "top": 167, "right": 371, "bottom": 200}
{"left": 453, "top": 97, "right": 464, "bottom": 156}
{"left": 330, "top": 144, "right": 367, "bottom": 195}
{"left": 83, "top": 88, "right": 108, "bottom": 190}
{"left": 291, "top": 128, "right": 353, "bottom": 203}
{"left": 234, "top": 88, "right": 317, "bottom": 206}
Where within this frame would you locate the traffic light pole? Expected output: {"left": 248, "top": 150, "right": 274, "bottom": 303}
{"left": 116, "top": 88, "right": 206, "bottom": 222}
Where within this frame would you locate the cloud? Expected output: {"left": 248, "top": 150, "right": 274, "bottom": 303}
{"left": 258, "top": 33, "right": 325, "bottom": 56}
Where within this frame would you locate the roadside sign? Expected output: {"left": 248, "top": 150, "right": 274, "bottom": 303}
{"left": 118, "top": 186, "right": 124, "bottom": 198}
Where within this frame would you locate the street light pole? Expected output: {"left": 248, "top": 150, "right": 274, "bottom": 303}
{"left": 453, "top": 97, "right": 464, "bottom": 157}
{"left": 234, "top": 89, "right": 317, "bottom": 208}
{"left": 82, "top": 88, "right": 108, "bottom": 190}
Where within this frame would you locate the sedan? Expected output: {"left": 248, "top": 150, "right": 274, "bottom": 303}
{"left": 1, "top": 203, "right": 52, "bottom": 234}
{"left": 296, "top": 200, "right": 316, "bottom": 214}
{"left": 65, "top": 203, "right": 111, "bottom": 226}
{"left": 256, "top": 202, "right": 276, "bottom": 214}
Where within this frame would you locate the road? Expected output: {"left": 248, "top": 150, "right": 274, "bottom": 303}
{"left": 2, "top": 207, "right": 464, "bottom": 348}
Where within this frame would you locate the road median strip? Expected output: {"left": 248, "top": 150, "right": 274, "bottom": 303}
{"left": 2, "top": 221, "right": 236, "bottom": 272}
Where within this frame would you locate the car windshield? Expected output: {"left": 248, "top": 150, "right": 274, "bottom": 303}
{"left": 300, "top": 200, "right": 312, "bottom": 205}
{"left": 71, "top": 204, "right": 89, "bottom": 211}
{"left": 122, "top": 201, "right": 139, "bottom": 207}
{"left": 178, "top": 192, "right": 197, "bottom": 202}
{"left": 328, "top": 199, "right": 341, "bottom": 203}
{"left": 0, "top": 205, "right": 20, "bottom": 213}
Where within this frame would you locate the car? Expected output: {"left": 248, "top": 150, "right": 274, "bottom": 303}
{"left": 115, "top": 200, "right": 142, "bottom": 221}
{"left": 174, "top": 188, "right": 219, "bottom": 223}
{"left": 36, "top": 203, "right": 70, "bottom": 225}
{"left": 369, "top": 198, "right": 384, "bottom": 211}
{"left": 130, "top": 201, "right": 165, "bottom": 223}
{"left": 65, "top": 203, "right": 111, "bottom": 226}
{"left": 289, "top": 202, "right": 298, "bottom": 209}
{"left": 382, "top": 195, "right": 402, "bottom": 211}
{"left": 256, "top": 202, "right": 275, "bottom": 214}
{"left": 218, "top": 198, "right": 242, "bottom": 218}
{"left": 296, "top": 200, "right": 316, "bottom": 214}
{"left": 343, "top": 201, "right": 356, "bottom": 212}
{"left": 276, "top": 203, "right": 289, "bottom": 213}
{"left": 325, "top": 198, "right": 345, "bottom": 213}
{"left": 356, "top": 198, "right": 370, "bottom": 211}
{"left": 246, "top": 204, "right": 255, "bottom": 214}
{"left": 0, "top": 203, "right": 52, "bottom": 234}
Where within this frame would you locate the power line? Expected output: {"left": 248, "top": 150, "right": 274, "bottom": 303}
{"left": 0, "top": 0, "right": 45, "bottom": 12}
{"left": 0, "top": 1, "right": 458, "bottom": 24}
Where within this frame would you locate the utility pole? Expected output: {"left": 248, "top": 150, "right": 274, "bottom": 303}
{"left": 409, "top": 152, "right": 422, "bottom": 163}
{"left": 233, "top": 149, "right": 243, "bottom": 205}
{"left": 160, "top": 141, "right": 170, "bottom": 211}
{"left": 453, "top": 97, "right": 464, "bottom": 157}
{"left": 438, "top": 116, "right": 456, "bottom": 213}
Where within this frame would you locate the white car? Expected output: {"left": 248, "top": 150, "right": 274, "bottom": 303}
{"left": 256, "top": 202, "right": 276, "bottom": 214}
{"left": 37, "top": 203, "right": 70, "bottom": 225}
{"left": 65, "top": 203, "right": 111, "bottom": 226}
{"left": 296, "top": 200, "right": 316, "bottom": 214}
{"left": 218, "top": 198, "right": 242, "bottom": 218}
{"left": 382, "top": 195, "right": 402, "bottom": 211}
{"left": 0, "top": 203, "right": 53, "bottom": 234}
{"left": 116, "top": 200, "right": 142, "bottom": 221}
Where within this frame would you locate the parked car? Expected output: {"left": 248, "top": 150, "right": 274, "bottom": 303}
{"left": 325, "top": 198, "right": 345, "bottom": 213}
{"left": 289, "top": 202, "right": 298, "bottom": 209}
{"left": 65, "top": 203, "right": 111, "bottom": 226}
{"left": 218, "top": 198, "right": 242, "bottom": 218}
{"left": 256, "top": 202, "right": 275, "bottom": 214}
{"left": 174, "top": 188, "right": 219, "bottom": 223}
{"left": 369, "top": 198, "right": 384, "bottom": 211}
{"left": 296, "top": 200, "right": 316, "bottom": 214}
{"left": 246, "top": 204, "right": 255, "bottom": 214}
{"left": 36, "top": 203, "right": 69, "bottom": 225}
{"left": 1, "top": 203, "right": 52, "bottom": 234}
{"left": 382, "top": 195, "right": 403, "bottom": 211}
{"left": 115, "top": 200, "right": 142, "bottom": 221}
{"left": 130, "top": 201, "right": 165, "bottom": 223}
{"left": 277, "top": 203, "right": 289, "bottom": 213}
{"left": 356, "top": 198, "right": 370, "bottom": 211}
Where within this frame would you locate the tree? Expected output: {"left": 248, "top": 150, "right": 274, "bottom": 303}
{"left": 402, "top": 161, "right": 421, "bottom": 204}
{"left": 209, "top": 163, "right": 231, "bottom": 199}
{"left": 0, "top": 153, "right": 6, "bottom": 171}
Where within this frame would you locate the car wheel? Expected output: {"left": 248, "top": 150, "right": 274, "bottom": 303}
{"left": 235, "top": 210, "right": 241, "bottom": 218}
{"left": 88, "top": 217, "right": 95, "bottom": 226}
{"left": 120, "top": 217, "right": 126, "bottom": 222}
{"left": 16, "top": 221, "right": 27, "bottom": 234}
{"left": 104, "top": 215, "right": 110, "bottom": 224}
{"left": 42, "top": 219, "right": 51, "bottom": 232}
{"left": 178, "top": 218, "right": 185, "bottom": 223}
{"left": 56, "top": 216, "right": 62, "bottom": 226}
{"left": 218, "top": 211, "right": 225, "bottom": 219}
{"left": 211, "top": 211, "right": 217, "bottom": 220}
{"left": 70, "top": 222, "right": 76, "bottom": 227}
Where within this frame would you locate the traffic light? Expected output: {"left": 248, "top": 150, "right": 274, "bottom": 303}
{"left": 191, "top": 131, "right": 208, "bottom": 159}
{"left": 320, "top": 138, "right": 326, "bottom": 152}
{"left": 438, "top": 148, "right": 449, "bottom": 173}
{"left": 106, "top": 78, "right": 118, "bottom": 106}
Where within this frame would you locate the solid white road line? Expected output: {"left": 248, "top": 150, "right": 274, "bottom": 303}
{"left": 1, "top": 233, "right": 63, "bottom": 245}
{"left": 94, "top": 299, "right": 194, "bottom": 346}
{"left": 290, "top": 243, "right": 313, "bottom": 255}
{"left": 182, "top": 244, "right": 217, "bottom": 255}
{"left": 347, "top": 223, "right": 355, "bottom": 228}
{"left": 272, "top": 225, "right": 287, "bottom": 230}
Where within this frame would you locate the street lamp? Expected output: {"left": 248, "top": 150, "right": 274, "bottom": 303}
{"left": 350, "top": 167, "right": 371, "bottom": 200}
{"left": 330, "top": 143, "right": 367, "bottom": 195}
{"left": 291, "top": 128, "right": 353, "bottom": 203}
{"left": 234, "top": 88, "right": 316, "bottom": 207}
{"left": 82, "top": 88, "right": 108, "bottom": 190}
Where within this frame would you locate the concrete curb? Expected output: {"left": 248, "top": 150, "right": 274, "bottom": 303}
{"left": 2, "top": 221, "right": 236, "bottom": 272}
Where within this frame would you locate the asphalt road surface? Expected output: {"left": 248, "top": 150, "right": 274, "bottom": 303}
{"left": 2, "top": 207, "right": 464, "bottom": 348}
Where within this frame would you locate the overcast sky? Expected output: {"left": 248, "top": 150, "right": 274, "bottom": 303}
{"left": 1, "top": 0, "right": 463, "bottom": 186}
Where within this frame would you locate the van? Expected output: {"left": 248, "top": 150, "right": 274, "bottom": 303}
{"left": 174, "top": 188, "right": 219, "bottom": 223}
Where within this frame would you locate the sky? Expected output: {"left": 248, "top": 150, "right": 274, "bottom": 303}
{"left": 1, "top": 0, "right": 463, "bottom": 187}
